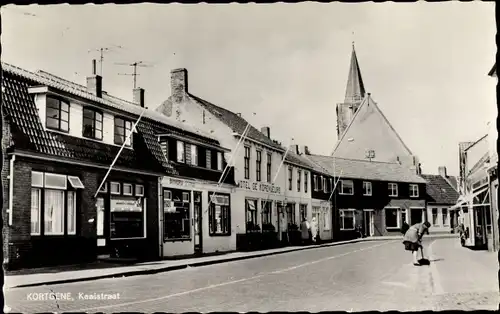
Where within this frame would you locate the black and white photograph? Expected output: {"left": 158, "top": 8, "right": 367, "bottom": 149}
{"left": 1, "top": 2, "right": 498, "bottom": 312}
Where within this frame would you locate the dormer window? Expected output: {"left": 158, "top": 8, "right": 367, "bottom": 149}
{"left": 46, "top": 96, "right": 69, "bottom": 132}
{"left": 114, "top": 117, "right": 133, "bottom": 146}
{"left": 83, "top": 107, "right": 103, "bottom": 140}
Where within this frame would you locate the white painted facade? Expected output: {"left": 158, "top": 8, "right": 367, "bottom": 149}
{"left": 426, "top": 205, "right": 452, "bottom": 233}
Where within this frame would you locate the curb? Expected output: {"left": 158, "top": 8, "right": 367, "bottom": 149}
{"left": 8, "top": 235, "right": 455, "bottom": 289}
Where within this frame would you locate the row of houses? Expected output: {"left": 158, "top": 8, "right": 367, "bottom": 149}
{"left": 1, "top": 46, "right": 462, "bottom": 270}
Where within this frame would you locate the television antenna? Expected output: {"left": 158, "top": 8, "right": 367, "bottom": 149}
{"left": 88, "top": 45, "right": 125, "bottom": 76}
{"left": 115, "top": 61, "right": 154, "bottom": 89}
{"left": 365, "top": 149, "right": 375, "bottom": 162}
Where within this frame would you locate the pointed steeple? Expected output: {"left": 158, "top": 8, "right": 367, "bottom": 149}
{"left": 344, "top": 43, "right": 366, "bottom": 104}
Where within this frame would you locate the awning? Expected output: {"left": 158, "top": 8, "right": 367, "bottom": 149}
{"left": 68, "top": 176, "right": 85, "bottom": 189}
{"left": 449, "top": 185, "right": 489, "bottom": 211}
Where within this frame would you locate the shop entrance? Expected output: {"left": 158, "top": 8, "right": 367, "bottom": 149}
{"left": 193, "top": 191, "right": 203, "bottom": 255}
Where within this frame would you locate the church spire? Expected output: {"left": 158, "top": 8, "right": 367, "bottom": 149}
{"left": 344, "top": 43, "right": 366, "bottom": 104}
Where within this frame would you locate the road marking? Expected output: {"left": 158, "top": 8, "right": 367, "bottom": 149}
{"left": 427, "top": 239, "right": 444, "bottom": 295}
{"left": 72, "top": 241, "right": 395, "bottom": 312}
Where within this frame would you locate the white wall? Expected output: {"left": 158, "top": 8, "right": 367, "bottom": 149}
{"left": 427, "top": 205, "right": 452, "bottom": 233}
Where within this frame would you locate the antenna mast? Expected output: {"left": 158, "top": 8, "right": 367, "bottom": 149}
{"left": 116, "top": 61, "right": 154, "bottom": 89}
{"left": 88, "top": 45, "right": 124, "bottom": 76}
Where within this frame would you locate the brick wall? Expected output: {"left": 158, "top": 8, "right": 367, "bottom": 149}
{"left": 2, "top": 118, "right": 12, "bottom": 266}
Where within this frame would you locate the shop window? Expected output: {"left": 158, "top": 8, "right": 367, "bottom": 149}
{"left": 191, "top": 144, "right": 198, "bottom": 166}
{"left": 261, "top": 200, "right": 272, "bottom": 225}
{"left": 256, "top": 150, "right": 262, "bottom": 182}
{"left": 385, "top": 208, "right": 400, "bottom": 229}
{"left": 110, "top": 182, "right": 121, "bottom": 195}
{"left": 46, "top": 96, "right": 69, "bottom": 132}
{"left": 432, "top": 208, "right": 438, "bottom": 225}
{"left": 123, "top": 183, "right": 133, "bottom": 196}
{"left": 114, "top": 117, "right": 133, "bottom": 146}
{"left": 339, "top": 180, "right": 354, "bottom": 195}
{"left": 245, "top": 199, "right": 258, "bottom": 231}
{"left": 177, "top": 141, "right": 185, "bottom": 163}
{"left": 409, "top": 184, "right": 419, "bottom": 198}
{"left": 363, "top": 181, "right": 372, "bottom": 196}
{"left": 31, "top": 188, "right": 41, "bottom": 235}
{"left": 304, "top": 172, "right": 308, "bottom": 193}
{"left": 164, "top": 189, "right": 191, "bottom": 240}
{"left": 388, "top": 183, "right": 398, "bottom": 197}
{"left": 340, "top": 210, "right": 355, "bottom": 230}
{"left": 44, "top": 190, "right": 65, "bottom": 235}
{"left": 441, "top": 208, "right": 449, "bottom": 226}
{"left": 110, "top": 197, "right": 145, "bottom": 239}
{"left": 82, "top": 107, "right": 103, "bottom": 140}
{"left": 209, "top": 194, "right": 231, "bottom": 236}
{"left": 135, "top": 184, "right": 145, "bottom": 197}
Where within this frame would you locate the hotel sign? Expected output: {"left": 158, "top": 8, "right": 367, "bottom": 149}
{"left": 237, "top": 180, "right": 282, "bottom": 195}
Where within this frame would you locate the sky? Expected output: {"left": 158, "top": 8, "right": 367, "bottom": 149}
{"left": 1, "top": 3, "right": 496, "bottom": 176}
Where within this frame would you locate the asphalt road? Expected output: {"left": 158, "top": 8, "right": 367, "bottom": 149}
{"left": 4, "top": 238, "right": 496, "bottom": 313}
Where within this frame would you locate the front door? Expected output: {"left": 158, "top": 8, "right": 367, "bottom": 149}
{"left": 95, "top": 197, "right": 109, "bottom": 257}
{"left": 193, "top": 192, "right": 203, "bottom": 255}
{"left": 411, "top": 208, "right": 423, "bottom": 225}
{"left": 363, "top": 211, "right": 375, "bottom": 237}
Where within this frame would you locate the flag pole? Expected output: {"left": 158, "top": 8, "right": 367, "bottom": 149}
{"left": 94, "top": 106, "right": 147, "bottom": 198}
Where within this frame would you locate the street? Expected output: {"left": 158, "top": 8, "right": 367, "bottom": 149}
{"left": 4, "top": 238, "right": 498, "bottom": 312}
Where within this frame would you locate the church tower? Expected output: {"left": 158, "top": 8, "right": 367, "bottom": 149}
{"left": 336, "top": 43, "right": 366, "bottom": 137}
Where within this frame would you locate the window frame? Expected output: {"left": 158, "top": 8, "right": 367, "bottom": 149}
{"left": 135, "top": 184, "right": 145, "bottom": 197}
{"left": 432, "top": 208, "right": 439, "bottom": 226}
{"left": 244, "top": 146, "right": 251, "bottom": 180}
{"left": 409, "top": 184, "right": 419, "bottom": 198}
{"left": 385, "top": 207, "right": 400, "bottom": 229}
{"left": 114, "top": 117, "right": 133, "bottom": 147}
{"left": 442, "top": 208, "right": 449, "bottom": 226}
{"left": 297, "top": 169, "right": 301, "bottom": 192}
{"left": 110, "top": 182, "right": 121, "bottom": 195}
{"left": 388, "top": 183, "right": 398, "bottom": 197}
{"left": 340, "top": 209, "right": 355, "bottom": 230}
{"left": 43, "top": 189, "right": 66, "bottom": 236}
{"left": 110, "top": 197, "right": 146, "bottom": 240}
{"left": 123, "top": 183, "right": 133, "bottom": 196}
{"left": 67, "top": 191, "right": 77, "bottom": 235}
{"left": 313, "top": 175, "right": 318, "bottom": 191}
{"left": 82, "top": 107, "right": 103, "bottom": 140}
{"left": 191, "top": 144, "right": 198, "bottom": 166}
{"left": 176, "top": 141, "right": 186, "bottom": 163}
{"left": 256, "top": 150, "right": 262, "bottom": 182}
{"left": 339, "top": 180, "right": 354, "bottom": 195}
{"left": 304, "top": 172, "right": 308, "bottom": 193}
{"left": 45, "top": 96, "right": 70, "bottom": 133}
{"left": 363, "top": 181, "right": 372, "bottom": 196}
{"left": 288, "top": 167, "right": 293, "bottom": 191}
{"left": 261, "top": 200, "right": 272, "bottom": 226}
{"left": 31, "top": 188, "right": 42, "bottom": 235}
{"left": 209, "top": 194, "right": 231, "bottom": 236}
{"left": 266, "top": 153, "right": 272, "bottom": 182}
{"left": 217, "top": 152, "right": 223, "bottom": 171}
{"left": 323, "top": 177, "right": 327, "bottom": 193}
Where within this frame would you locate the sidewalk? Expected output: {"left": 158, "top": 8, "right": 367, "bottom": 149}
{"left": 3, "top": 234, "right": 454, "bottom": 290}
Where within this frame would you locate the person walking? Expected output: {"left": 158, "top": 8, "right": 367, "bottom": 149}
{"left": 300, "top": 218, "right": 311, "bottom": 245}
{"left": 403, "top": 221, "right": 431, "bottom": 266}
{"left": 310, "top": 216, "right": 318, "bottom": 243}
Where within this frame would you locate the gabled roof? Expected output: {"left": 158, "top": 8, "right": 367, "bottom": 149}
{"left": 284, "top": 150, "right": 318, "bottom": 170}
{"left": 332, "top": 94, "right": 414, "bottom": 163}
{"left": 344, "top": 44, "right": 366, "bottom": 104}
{"left": 445, "top": 176, "right": 459, "bottom": 192}
{"left": 421, "top": 174, "right": 460, "bottom": 204}
{"left": 307, "top": 154, "right": 426, "bottom": 183}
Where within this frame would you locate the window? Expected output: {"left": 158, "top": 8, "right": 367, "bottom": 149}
{"left": 67, "top": 191, "right": 76, "bottom": 235}
{"left": 31, "top": 188, "right": 41, "bottom": 235}
{"left": 135, "top": 185, "right": 144, "bottom": 197}
{"left": 340, "top": 210, "right": 355, "bottom": 230}
{"left": 304, "top": 172, "right": 308, "bottom": 193}
{"left": 246, "top": 199, "right": 258, "bottom": 231}
{"left": 44, "top": 190, "right": 65, "bottom": 235}
{"left": 110, "top": 197, "right": 145, "bottom": 239}
{"left": 313, "top": 175, "right": 318, "bottom": 191}
{"left": 401, "top": 209, "right": 408, "bottom": 225}
{"left": 191, "top": 144, "right": 198, "bottom": 166}
{"left": 288, "top": 167, "right": 293, "bottom": 191}
{"left": 297, "top": 170, "right": 301, "bottom": 192}
{"left": 244, "top": 146, "right": 250, "bottom": 179}
{"left": 339, "top": 180, "right": 354, "bottom": 195}
{"left": 96, "top": 197, "right": 105, "bottom": 236}
{"left": 256, "top": 151, "right": 262, "bottom": 182}
{"left": 217, "top": 152, "right": 223, "bottom": 171}
{"left": 266, "top": 153, "right": 272, "bottom": 182}
{"left": 385, "top": 208, "right": 400, "bottom": 228}
{"left": 46, "top": 96, "right": 69, "bottom": 132}
{"left": 363, "top": 181, "right": 372, "bottom": 196}
{"left": 388, "top": 183, "right": 398, "bottom": 197}
{"left": 409, "top": 184, "right": 419, "bottom": 198}
{"left": 299, "top": 204, "right": 307, "bottom": 221}
{"left": 114, "top": 117, "right": 133, "bottom": 146}
{"left": 261, "top": 200, "right": 272, "bottom": 225}
{"left": 44, "top": 173, "right": 67, "bottom": 190}
{"left": 177, "top": 141, "right": 185, "bottom": 163}
{"left": 442, "top": 208, "right": 449, "bottom": 226}
{"left": 330, "top": 178, "right": 333, "bottom": 193}
{"left": 123, "top": 183, "right": 133, "bottom": 196}
{"left": 163, "top": 189, "right": 190, "bottom": 240}
{"left": 99, "top": 182, "right": 108, "bottom": 193}
{"left": 318, "top": 175, "right": 323, "bottom": 191}
{"left": 323, "top": 177, "right": 327, "bottom": 193}
{"left": 432, "top": 208, "right": 438, "bottom": 225}
{"left": 286, "top": 203, "right": 296, "bottom": 226}
{"left": 209, "top": 194, "right": 231, "bottom": 236}
{"left": 110, "top": 182, "right": 121, "bottom": 195}
{"left": 82, "top": 107, "right": 103, "bottom": 140}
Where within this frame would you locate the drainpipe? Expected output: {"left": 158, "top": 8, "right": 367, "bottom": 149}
{"left": 8, "top": 155, "right": 16, "bottom": 226}
{"left": 158, "top": 176, "right": 163, "bottom": 258}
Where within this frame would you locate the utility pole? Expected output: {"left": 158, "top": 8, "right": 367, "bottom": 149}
{"left": 115, "top": 61, "right": 154, "bottom": 89}
{"left": 88, "top": 45, "right": 124, "bottom": 76}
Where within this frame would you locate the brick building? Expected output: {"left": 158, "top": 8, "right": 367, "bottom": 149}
{"left": 1, "top": 61, "right": 234, "bottom": 269}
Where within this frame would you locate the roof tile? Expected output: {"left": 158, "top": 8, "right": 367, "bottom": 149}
{"left": 421, "top": 174, "right": 460, "bottom": 204}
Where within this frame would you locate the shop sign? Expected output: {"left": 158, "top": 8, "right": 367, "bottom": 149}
{"left": 237, "top": 180, "right": 281, "bottom": 194}
{"left": 111, "top": 198, "right": 142, "bottom": 212}
{"left": 164, "top": 178, "right": 196, "bottom": 188}
{"left": 210, "top": 194, "right": 230, "bottom": 205}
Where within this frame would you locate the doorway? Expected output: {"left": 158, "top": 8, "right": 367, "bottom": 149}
{"left": 193, "top": 191, "right": 203, "bottom": 255}
{"left": 95, "top": 197, "right": 109, "bottom": 257}
{"left": 363, "top": 210, "right": 374, "bottom": 237}
{"left": 411, "top": 208, "right": 423, "bottom": 225}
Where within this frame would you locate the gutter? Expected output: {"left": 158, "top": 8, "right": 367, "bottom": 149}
{"left": 8, "top": 154, "right": 16, "bottom": 226}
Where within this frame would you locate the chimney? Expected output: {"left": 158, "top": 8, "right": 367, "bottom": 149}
{"left": 86, "top": 59, "right": 102, "bottom": 98}
{"left": 133, "top": 88, "right": 145, "bottom": 108}
{"left": 261, "top": 126, "right": 270, "bottom": 138}
{"left": 300, "top": 145, "right": 310, "bottom": 155}
{"left": 171, "top": 68, "right": 188, "bottom": 103}
{"left": 290, "top": 144, "right": 299, "bottom": 154}
{"left": 438, "top": 166, "right": 447, "bottom": 178}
